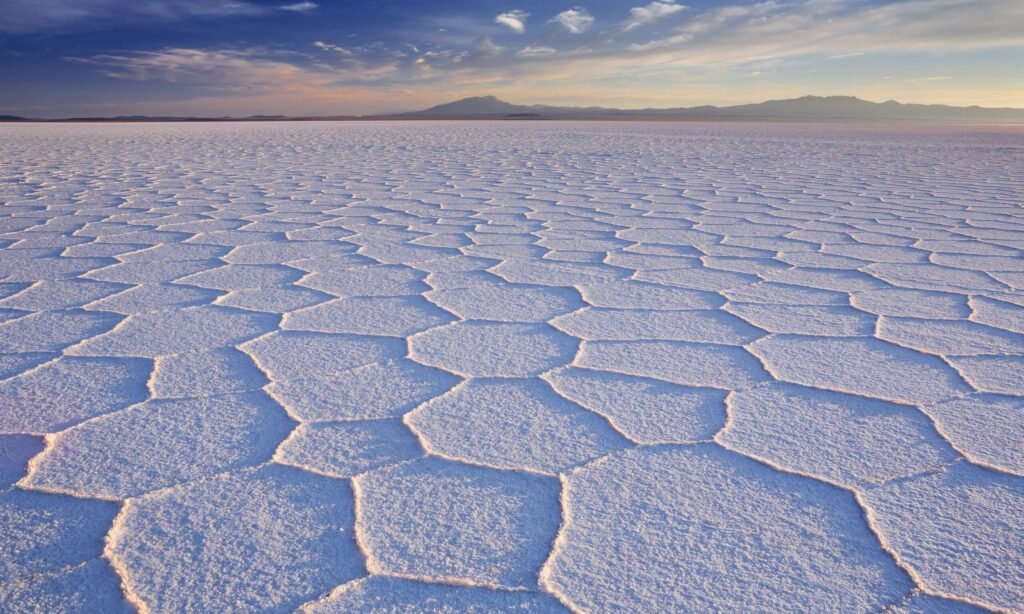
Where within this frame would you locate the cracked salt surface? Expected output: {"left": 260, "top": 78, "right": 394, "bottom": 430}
{"left": 0, "top": 121, "right": 1022, "bottom": 612}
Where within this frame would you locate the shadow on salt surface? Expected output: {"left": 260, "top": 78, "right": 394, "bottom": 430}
{"left": 0, "top": 356, "right": 150, "bottom": 433}
{"left": 0, "top": 558, "right": 132, "bottom": 613}
{"left": 0, "top": 434, "right": 44, "bottom": 488}
{"left": 1, "top": 488, "right": 119, "bottom": 579}
{"left": 949, "top": 355, "right": 1024, "bottom": 396}
{"left": 1, "top": 256, "right": 117, "bottom": 283}
{"left": 0, "top": 352, "right": 55, "bottom": 381}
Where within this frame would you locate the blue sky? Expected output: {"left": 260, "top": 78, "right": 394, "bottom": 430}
{"left": 1, "top": 0, "right": 1022, "bottom": 117}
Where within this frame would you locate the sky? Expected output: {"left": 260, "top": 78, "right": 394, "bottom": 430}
{"left": 1, "top": 0, "right": 1022, "bottom": 117}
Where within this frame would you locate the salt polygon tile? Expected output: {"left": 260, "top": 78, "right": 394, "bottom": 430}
{"left": 412, "top": 321, "right": 577, "bottom": 377}
{"left": 110, "top": 465, "right": 364, "bottom": 612}
{"left": 863, "top": 462, "right": 1024, "bottom": 611}
{"left": 355, "top": 458, "right": 559, "bottom": 588}
{"left": 719, "top": 383, "right": 955, "bottom": 486}
{"left": 409, "top": 379, "right": 627, "bottom": 473}
{"left": 545, "top": 445, "right": 910, "bottom": 611}
{"left": 24, "top": 392, "right": 292, "bottom": 498}
{"left": 749, "top": 336, "right": 970, "bottom": 404}
{"left": 545, "top": 368, "right": 726, "bottom": 443}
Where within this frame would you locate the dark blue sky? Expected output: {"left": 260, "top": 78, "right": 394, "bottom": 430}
{"left": 2, "top": 0, "right": 1021, "bottom": 117}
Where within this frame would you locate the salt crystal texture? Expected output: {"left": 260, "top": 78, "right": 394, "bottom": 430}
{"left": 1, "top": 121, "right": 1021, "bottom": 611}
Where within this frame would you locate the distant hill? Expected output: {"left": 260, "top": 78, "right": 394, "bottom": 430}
{"left": 3, "top": 95, "right": 1023, "bottom": 123}
{"left": 403, "top": 95, "right": 614, "bottom": 117}
{"left": 408, "top": 96, "right": 528, "bottom": 116}
{"left": 397, "top": 95, "right": 1024, "bottom": 123}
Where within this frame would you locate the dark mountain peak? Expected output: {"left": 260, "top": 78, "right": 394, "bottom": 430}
{"left": 408, "top": 96, "right": 528, "bottom": 116}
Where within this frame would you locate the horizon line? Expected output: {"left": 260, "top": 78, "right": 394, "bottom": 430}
{"left": 5, "top": 93, "right": 1024, "bottom": 123}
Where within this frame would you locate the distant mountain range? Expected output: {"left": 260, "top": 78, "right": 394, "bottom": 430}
{"left": 4, "top": 95, "right": 1024, "bottom": 123}
{"left": 399, "top": 95, "right": 1024, "bottom": 122}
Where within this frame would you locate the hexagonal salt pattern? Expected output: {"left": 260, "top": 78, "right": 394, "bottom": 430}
{"left": 1, "top": 121, "right": 1022, "bottom": 611}
{"left": 108, "top": 465, "right": 365, "bottom": 612}
{"left": 543, "top": 446, "right": 911, "bottom": 611}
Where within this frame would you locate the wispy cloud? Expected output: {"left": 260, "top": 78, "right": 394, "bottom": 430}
{"left": 518, "top": 45, "right": 557, "bottom": 58}
{"left": 630, "top": 0, "right": 1024, "bottom": 59}
{"left": 495, "top": 10, "right": 528, "bottom": 34}
{"left": 551, "top": 8, "right": 595, "bottom": 34}
{"left": 0, "top": 0, "right": 315, "bottom": 33}
{"left": 279, "top": 1, "right": 317, "bottom": 12}
{"left": 67, "top": 46, "right": 401, "bottom": 93}
{"left": 625, "top": 1, "right": 686, "bottom": 31}
{"left": 66, "top": 48, "right": 321, "bottom": 89}
{"left": 313, "top": 41, "right": 355, "bottom": 57}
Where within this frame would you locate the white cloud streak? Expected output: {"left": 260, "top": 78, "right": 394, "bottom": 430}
{"left": 279, "top": 1, "right": 317, "bottom": 12}
{"left": 518, "top": 45, "right": 557, "bottom": 58}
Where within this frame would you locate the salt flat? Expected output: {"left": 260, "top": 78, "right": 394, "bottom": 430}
{"left": 0, "top": 121, "right": 1022, "bottom": 613}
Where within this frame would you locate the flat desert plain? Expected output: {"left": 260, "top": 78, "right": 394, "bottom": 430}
{"left": 1, "top": 121, "right": 1022, "bottom": 612}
